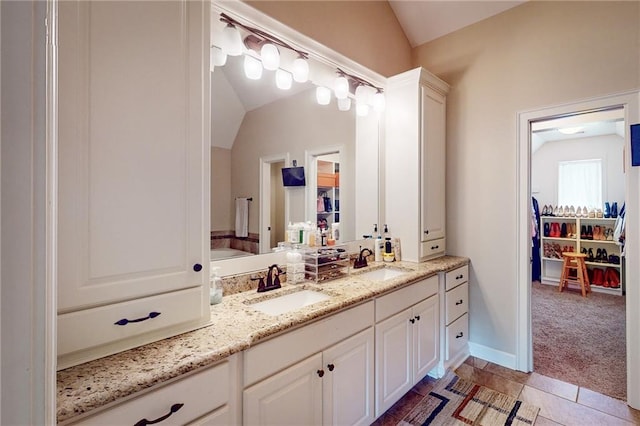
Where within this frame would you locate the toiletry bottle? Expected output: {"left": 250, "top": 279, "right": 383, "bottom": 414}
{"left": 210, "top": 267, "right": 223, "bottom": 305}
{"left": 393, "top": 237, "right": 401, "bottom": 261}
{"left": 374, "top": 224, "right": 382, "bottom": 262}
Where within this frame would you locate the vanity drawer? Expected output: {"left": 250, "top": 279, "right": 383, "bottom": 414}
{"left": 375, "top": 276, "right": 438, "bottom": 322}
{"left": 445, "top": 265, "right": 468, "bottom": 291}
{"left": 420, "top": 238, "right": 445, "bottom": 260}
{"left": 58, "top": 287, "right": 204, "bottom": 357}
{"left": 445, "top": 282, "right": 468, "bottom": 325}
{"left": 67, "top": 359, "right": 233, "bottom": 425}
{"left": 446, "top": 313, "right": 468, "bottom": 360}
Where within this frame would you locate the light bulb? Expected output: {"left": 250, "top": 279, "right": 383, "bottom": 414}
{"left": 338, "top": 97, "right": 351, "bottom": 111}
{"left": 334, "top": 76, "right": 349, "bottom": 99}
{"left": 356, "top": 102, "right": 369, "bottom": 117}
{"left": 292, "top": 57, "right": 309, "bottom": 83}
{"left": 210, "top": 46, "right": 227, "bottom": 69}
{"left": 316, "top": 86, "right": 331, "bottom": 105}
{"left": 221, "top": 24, "right": 243, "bottom": 56}
{"left": 244, "top": 55, "right": 263, "bottom": 80}
{"left": 261, "top": 43, "right": 280, "bottom": 71}
{"left": 276, "top": 69, "right": 292, "bottom": 90}
{"left": 372, "top": 91, "right": 385, "bottom": 112}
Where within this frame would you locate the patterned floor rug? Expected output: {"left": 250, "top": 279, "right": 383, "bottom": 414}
{"left": 399, "top": 374, "right": 540, "bottom": 425}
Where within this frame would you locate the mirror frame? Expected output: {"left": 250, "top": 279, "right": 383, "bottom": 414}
{"left": 211, "top": 0, "right": 386, "bottom": 274}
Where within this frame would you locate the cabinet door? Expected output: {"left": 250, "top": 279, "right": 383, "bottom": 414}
{"left": 323, "top": 328, "right": 375, "bottom": 426}
{"left": 375, "top": 309, "right": 413, "bottom": 416}
{"left": 420, "top": 86, "right": 446, "bottom": 243}
{"left": 58, "top": 0, "right": 208, "bottom": 311}
{"left": 243, "top": 354, "right": 323, "bottom": 426}
{"left": 412, "top": 295, "right": 439, "bottom": 381}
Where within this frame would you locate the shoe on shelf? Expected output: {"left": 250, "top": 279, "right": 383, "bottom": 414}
{"left": 580, "top": 225, "right": 587, "bottom": 239}
{"left": 611, "top": 202, "right": 618, "bottom": 218}
{"left": 593, "top": 225, "right": 601, "bottom": 240}
{"left": 595, "top": 248, "right": 603, "bottom": 262}
{"left": 596, "top": 208, "right": 603, "bottom": 218}
{"left": 602, "top": 269, "right": 611, "bottom": 287}
{"left": 587, "top": 225, "right": 593, "bottom": 240}
{"left": 582, "top": 206, "right": 589, "bottom": 217}
{"left": 542, "top": 205, "right": 549, "bottom": 216}
{"left": 592, "top": 268, "right": 604, "bottom": 286}
{"left": 604, "top": 202, "right": 611, "bottom": 218}
{"left": 552, "top": 206, "right": 559, "bottom": 216}
{"left": 608, "top": 268, "right": 621, "bottom": 288}
{"left": 560, "top": 223, "right": 567, "bottom": 238}
{"left": 588, "top": 248, "right": 595, "bottom": 262}
{"left": 601, "top": 248, "right": 608, "bottom": 263}
{"left": 588, "top": 208, "right": 596, "bottom": 218}
{"left": 581, "top": 247, "right": 588, "bottom": 255}
{"left": 543, "top": 222, "right": 550, "bottom": 237}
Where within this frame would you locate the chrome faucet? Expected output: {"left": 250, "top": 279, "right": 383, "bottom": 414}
{"left": 353, "top": 247, "right": 373, "bottom": 269}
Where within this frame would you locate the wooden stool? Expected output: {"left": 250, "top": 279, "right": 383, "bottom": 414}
{"left": 558, "top": 252, "right": 591, "bottom": 297}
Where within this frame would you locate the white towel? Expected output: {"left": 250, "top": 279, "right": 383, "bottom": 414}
{"left": 235, "top": 198, "right": 249, "bottom": 238}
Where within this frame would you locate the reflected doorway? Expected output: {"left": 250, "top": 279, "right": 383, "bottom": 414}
{"left": 260, "top": 154, "right": 289, "bottom": 253}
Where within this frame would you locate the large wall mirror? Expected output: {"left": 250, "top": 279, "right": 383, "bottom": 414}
{"left": 210, "top": 1, "right": 383, "bottom": 271}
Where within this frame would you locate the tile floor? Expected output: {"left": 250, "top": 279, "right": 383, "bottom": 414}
{"left": 372, "top": 356, "right": 640, "bottom": 425}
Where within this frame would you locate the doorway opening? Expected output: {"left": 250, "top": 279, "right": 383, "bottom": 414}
{"left": 531, "top": 108, "right": 627, "bottom": 399}
{"left": 516, "top": 90, "right": 640, "bottom": 408}
{"left": 259, "top": 154, "right": 289, "bottom": 254}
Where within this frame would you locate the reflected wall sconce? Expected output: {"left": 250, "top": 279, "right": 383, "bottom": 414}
{"left": 331, "top": 68, "right": 385, "bottom": 116}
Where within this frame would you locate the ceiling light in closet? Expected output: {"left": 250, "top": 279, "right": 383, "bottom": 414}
{"left": 558, "top": 127, "right": 585, "bottom": 135}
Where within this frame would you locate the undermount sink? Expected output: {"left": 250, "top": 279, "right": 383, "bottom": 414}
{"left": 249, "top": 289, "right": 331, "bottom": 316}
{"left": 356, "top": 267, "right": 409, "bottom": 282}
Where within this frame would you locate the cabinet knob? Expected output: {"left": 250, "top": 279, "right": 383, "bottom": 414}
{"left": 410, "top": 318, "right": 415, "bottom": 324}
{"left": 455, "top": 299, "right": 464, "bottom": 305}
{"left": 114, "top": 311, "right": 161, "bottom": 326}
{"left": 317, "top": 369, "right": 325, "bottom": 378}
{"left": 431, "top": 245, "right": 439, "bottom": 250}
{"left": 415, "top": 315, "right": 421, "bottom": 321}
{"left": 327, "top": 363, "right": 335, "bottom": 372}
{"left": 456, "top": 274, "right": 464, "bottom": 279}
{"left": 134, "top": 403, "right": 183, "bottom": 426}
{"left": 193, "top": 263, "right": 202, "bottom": 272}
{"left": 424, "top": 230, "right": 429, "bottom": 235}
{"left": 456, "top": 332, "right": 464, "bottom": 339}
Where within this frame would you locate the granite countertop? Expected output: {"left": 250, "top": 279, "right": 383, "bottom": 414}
{"left": 57, "top": 255, "right": 468, "bottom": 423}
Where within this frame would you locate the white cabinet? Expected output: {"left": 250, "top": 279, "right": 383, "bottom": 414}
{"left": 434, "top": 265, "right": 470, "bottom": 377}
{"left": 243, "top": 302, "right": 375, "bottom": 426}
{"left": 57, "top": 0, "right": 210, "bottom": 368}
{"left": 65, "top": 355, "right": 240, "bottom": 426}
{"left": 385, "top": 67, "right": 449, "bottom": 262}
{"left": 374, "top": 276, "right": 439, "bottom": 416}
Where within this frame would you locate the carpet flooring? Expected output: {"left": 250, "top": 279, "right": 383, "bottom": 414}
{"left": 399, "top": 373, "right": 539, "bottom": 425}
{"left": 532, "top": 281, "right": 626, "bottom": 400}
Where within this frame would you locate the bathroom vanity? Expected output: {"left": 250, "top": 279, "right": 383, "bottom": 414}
{"left": 57, "top": 256, "right": 469, "bottom": 425}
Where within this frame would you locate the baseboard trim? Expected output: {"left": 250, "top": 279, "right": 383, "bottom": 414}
{"left": 468, "top": 342, "right": 517, "bottom": 370}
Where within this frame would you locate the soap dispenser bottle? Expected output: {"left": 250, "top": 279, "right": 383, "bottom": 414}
{"left": 210, "top": 266, "right": 223, "bottom": 305}
{"left": 374, "top": 224, "right": 382, "bottom": 262}
{"left": 383, "top": 224, "right": 395, "bottom": 262}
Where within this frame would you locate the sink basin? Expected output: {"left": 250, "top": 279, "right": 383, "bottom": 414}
{"left": 356, "top": 267, "right": 409, "bottom": 282}
{"left": 249, "top": 289, "right": 331, "bottom": 316}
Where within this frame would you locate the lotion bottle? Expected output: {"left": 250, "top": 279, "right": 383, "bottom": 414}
{"left": 374, "top": 224, "right": 382, "bottom": 262}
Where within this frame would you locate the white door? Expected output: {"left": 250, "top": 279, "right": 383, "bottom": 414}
{"left": 412, "top": 295, "right": 440, "bottom": 381}
{"left": 323, "top": 328, "right": 375, "bottom": 426}
{"left": 57, "top": 1, "right": 208, "bottom": 311}
{"left": 420, "top": 86, "right": 446, "bottom": 242}
{"left": 375, "top": 309, "right": 413, "bottom": 416}
{"left": 243, "top": 354, "right": 323, "bottom": 425}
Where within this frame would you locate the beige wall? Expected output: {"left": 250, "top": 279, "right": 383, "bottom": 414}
{"left": 211, "top": 146, "right": 232, "bottom": 231}
{"left": 247, "top": 1, "right": 412, "bottom": 77}
{"left": 413, "top": 1, "right": 640, "bottom": 354}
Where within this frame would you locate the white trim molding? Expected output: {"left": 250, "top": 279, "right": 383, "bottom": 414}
{"left": 469, "top": 342, "right": 517, "bottom": 370}
{"left": 516, "top": 90, "right": 640, "bottom": 408}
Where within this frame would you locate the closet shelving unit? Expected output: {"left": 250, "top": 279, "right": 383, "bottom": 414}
{"left": 540, "top": 216, "right": 623, "bottom": 295}
{"left": 316, "top": 160, "right": 340, "bottom": 230}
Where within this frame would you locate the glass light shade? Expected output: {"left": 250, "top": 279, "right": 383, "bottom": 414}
{"left": 244, "top": 55, "right": 263, "bottom": 80}
{"left": 372, "top": 91, "right": 386, "bottom": 112}
{"left": 558, "top": 126, "right": 584, "bottom": 135}
{"left": 355, "top": 84, "right": 369, "bottom": 105}
{"left": 292, "top": 57, "right": 309, "bottom": 83}
{"left": 275, "top": 69, "right": 293, "bottom": 90}
{"left": 356, "top": 102, "right": 369, "bottom": 117}
{"left": 221, "top": 24, "right": 243, "bottom": 56}
{"left": 260, "top": 43, "right": 280, "bottom": 71}
{"left": 211, "top": 46, "right": 227, "bottom": 68}
{"left": 316, "top": 86, "right": 331, "bottom": 105}
{"left": 334, "top": 76, "right": 349, "bottom": 99}
{"left": 337, "top": 97, "right": 351, "bottom": 111}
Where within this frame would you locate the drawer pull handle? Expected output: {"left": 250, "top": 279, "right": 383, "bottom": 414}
{"left": 134, "top": 403, "right": 183, "bottom": 426}
{"left": 193, "top": 263, "right": 203, "bottom": 272}
{"left": 455, "top": 300, "right": 464, "bottom": 305}
{"left": 415, "top": 315, "right": 421, "bottom": 321}
{"left": 114, "top": 311, "right": 161, "bottom": 326}
{"left": 410, "top": 318, "right": 415, "bottom": 324}
{"left": 327, "top": 363, "right": 335, "bottom": 372}
{"left": 431, "top": 245, "right": 439, "bottom": 250}
{"left": 456, "top": 332, "right": 464, "bottom": 339}
{"left": 424, "top": 230, "right": 429, "bottom": 234}
{"left": 317, "top": 369, "right": 325, "bottom": 378}
{"left": 456, "top": 274, "right": 464, "bottom": 279}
